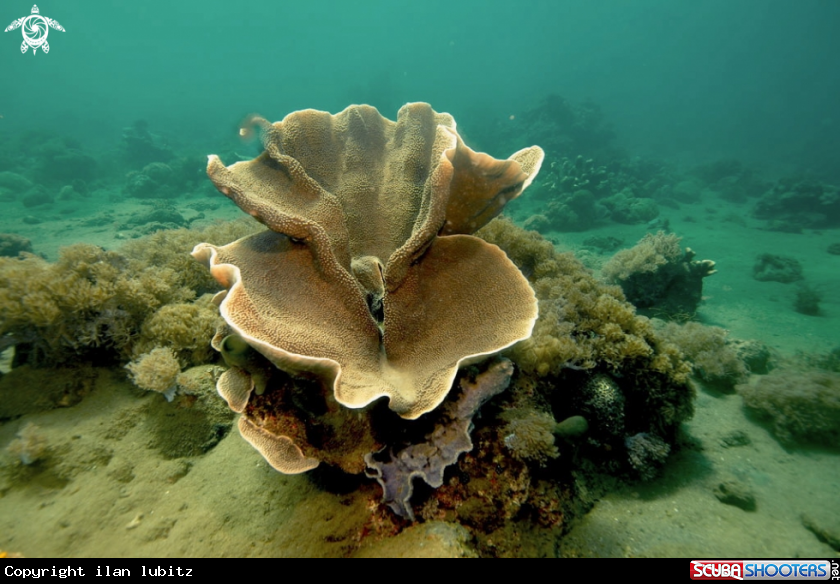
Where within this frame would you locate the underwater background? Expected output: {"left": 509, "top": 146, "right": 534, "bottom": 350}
{"left": 0, "top": 0, "right": 838, "bottom": 558}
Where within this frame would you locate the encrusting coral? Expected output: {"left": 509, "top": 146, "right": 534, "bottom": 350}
{"left": 193, "top": 103, "right": 544, "bottom": 473}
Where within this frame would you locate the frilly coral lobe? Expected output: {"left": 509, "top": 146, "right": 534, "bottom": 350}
{"left": 192, "top": 103, "right": 544, "bottom": 475}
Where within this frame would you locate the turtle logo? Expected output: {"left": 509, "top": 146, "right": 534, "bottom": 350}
{"left": 5, "top": 5, "right": 64, "bottom": 55}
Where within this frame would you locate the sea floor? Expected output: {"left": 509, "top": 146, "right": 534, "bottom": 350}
{"left": 0, "top": 189, "right": 839, "bottom": 558}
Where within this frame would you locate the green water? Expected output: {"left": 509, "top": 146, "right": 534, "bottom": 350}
{"left": 0, "top": 0, "right": 838, "bottom": 559}
{"left": 3, "top": 0, "right": 839, "bottom": 172}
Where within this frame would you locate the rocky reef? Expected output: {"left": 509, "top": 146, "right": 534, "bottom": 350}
{"left": 525, "top": 155, "right": 665, "bottom": 232}
{"left": 753, "top": 177, "right": 840, "bottom": 230}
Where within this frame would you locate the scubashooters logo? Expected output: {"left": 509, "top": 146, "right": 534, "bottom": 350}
{"left": 691, "top": 560, "right": 834, "bottom": 580}
{"left": 4, "top": 4, "right": 64, "bottom": 54}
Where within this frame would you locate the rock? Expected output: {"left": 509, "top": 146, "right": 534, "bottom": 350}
{"left": 0, "top": 171, "right": 33, "bottom": 193}
{"left": 352, "top": 521, "right": 476, "bottom": 558}
{"left": 0, "top": 233, "right": 33, "bottom": 257}
{"left": 120, "top": 206, "right": 187, "bottom": 229}
{"left": 671, "top": 179, "right": 703, "bottom": 203}
{"left": 729, "top": 339, "right": 774, "bottom": 374}
{"left": 21, "top": 186, "right": 53, "bottom": 208}
{"left": 57, "top": 185, "right": 83, "bottom": 201}
{"left": 713, "top": 479, "right": 756, "bottom": 511}
{"left": 752, "top": 253, "right": 803, "bottom": 283}
{"left": 522, "top": 214, "right": 549, "bottom": 232}
{"left": 719, "top": 430, "right": 751, "bottom": 448}
{"left": 582, "top": 235, "right": 623, "bottom": 253}
{"left": 801, "top": 513, "right": 840, "bottom": 551}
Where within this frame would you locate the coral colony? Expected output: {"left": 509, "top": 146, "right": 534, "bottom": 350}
{"left": 192, "top": 103, "right": 696, "bottom": 519}
{"left": 193, "top": 103, "right": 544, "bottom": 510}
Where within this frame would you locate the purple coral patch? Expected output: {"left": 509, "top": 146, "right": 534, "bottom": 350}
{"left": 365, "top": 359, "right": 514, "bottom": 521}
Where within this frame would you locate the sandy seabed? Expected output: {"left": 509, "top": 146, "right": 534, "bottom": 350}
{"left": 0, "top": 192, "right": 838, "bottom": 558}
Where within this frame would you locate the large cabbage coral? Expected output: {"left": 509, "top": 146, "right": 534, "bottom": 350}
{"left": 193, "top": 103, "right": 544, "bottom": 473}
